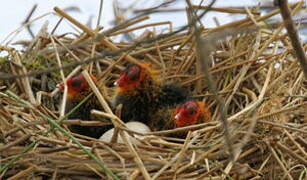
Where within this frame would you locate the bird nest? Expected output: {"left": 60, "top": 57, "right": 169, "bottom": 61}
{"left": 0, "top": 2, "right": 306, "bottom": 179}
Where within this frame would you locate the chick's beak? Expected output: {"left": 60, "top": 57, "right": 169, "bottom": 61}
{"left": 58, "top": 82, "right": 65, "bottom": 91}
{"left": 174, "top": 112, "right": 182, "bottom": 121}
{"left": 114, "top": 75, "right": 126, "bottom": 87}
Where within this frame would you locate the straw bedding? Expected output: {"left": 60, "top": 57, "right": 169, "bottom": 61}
{"left": 0, "top": 1, "right": 306, "bottom": 179}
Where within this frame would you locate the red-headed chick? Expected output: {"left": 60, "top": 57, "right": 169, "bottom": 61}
{"left": 113, "top": 63, "right": 188, "bottom": 124}
{"left": 59, "top": 74, "right": 97, "bottom": 101}
{"left": 149, "top": 100, "right": 211, "bottom": 136}
{"left": 174, "top": 101, "right": 211, "bottom": 128}
{"left": 59, "top": 73, "right": 112, "bottom": 138}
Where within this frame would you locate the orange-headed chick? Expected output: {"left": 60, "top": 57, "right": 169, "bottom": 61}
{"left": 113, "top": 63, "right": 188, "bottom": 124}
{"left": 59, "top": 74, "right": 97, "bottom": 102}
{"left": 149, "top": 100, "right": 211, "bottom": 136}
{"left": 174, "top": 101, "right": 211, "bottom": 128}
{"left": 59, "top": 73, "right": 111, "bottom": 138}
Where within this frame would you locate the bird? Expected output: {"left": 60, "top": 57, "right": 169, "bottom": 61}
{"left": 113, "top": 63, "right": 188, "bottom": 124}
{"left": 173, "top": 100, "right": 211, "bottom": 128}
{"left": 58, "top": 73, "right": 112, "bottom": 138}
{"left": 148, "top": 100, "right": 212, "bottom": 136}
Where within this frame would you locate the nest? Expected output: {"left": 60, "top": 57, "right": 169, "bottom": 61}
{"left": 0, "top": 1, "right": 306, "bottom": 179}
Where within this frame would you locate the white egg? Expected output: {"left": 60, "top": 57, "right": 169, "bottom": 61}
{"left": 99, "top": 121, "right": 151, "bottom": 144}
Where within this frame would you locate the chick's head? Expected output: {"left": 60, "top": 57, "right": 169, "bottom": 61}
{"left": 115, "top": 63, "right": 150, "bottom": 92}
{"left": 59, "top": 74, "right": 97, "bottom": 101}
{"left": 174, "top": 101, "right": 208, "bottom": 127}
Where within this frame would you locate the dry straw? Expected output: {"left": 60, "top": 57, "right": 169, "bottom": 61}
{"left": 0, "top": 0, "right": 306, "bottom": 179}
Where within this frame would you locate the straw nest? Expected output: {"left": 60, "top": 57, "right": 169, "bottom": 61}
{"left": 0, "top": 2, "right": 306, "bottom": 179}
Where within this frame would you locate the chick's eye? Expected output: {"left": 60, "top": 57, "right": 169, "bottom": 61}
{"left": 188, "top": 109, "right": 196, "bottom": 115}
{"left": 71, "top": 79, "right": 82, "bottom": 87}
{"left": 127, "top": 67, "right": 140, "bottom": 81}
{"left": 184, "top": 104, "right": 197, "bottom": 115}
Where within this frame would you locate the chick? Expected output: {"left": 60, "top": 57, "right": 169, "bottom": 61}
{"left": 113, "top": 63, "right": 187, "bottom": 123}
{"left": 149, "top": 100, "right": 211, "bottom": 136}
{"left": 59, "top": 74, "right": 111, "bottom": 138}
{"left": 173, "top": 101, "right": 211, "bottom": 127}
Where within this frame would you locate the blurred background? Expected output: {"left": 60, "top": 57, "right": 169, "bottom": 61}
{"left": 0, "top": 0, "right": 305, "bottom": 46}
